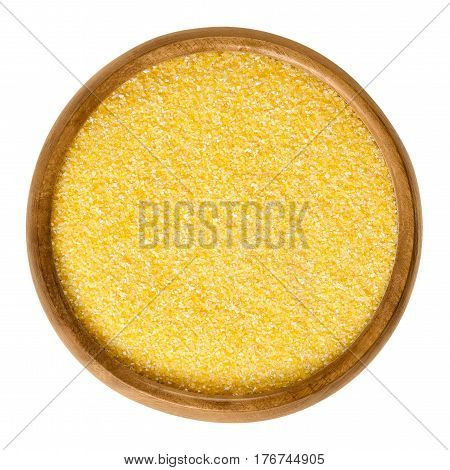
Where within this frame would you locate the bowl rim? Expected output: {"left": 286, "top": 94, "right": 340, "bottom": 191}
{"left": 27, "top": 27, "right": 422, "bottom": 422}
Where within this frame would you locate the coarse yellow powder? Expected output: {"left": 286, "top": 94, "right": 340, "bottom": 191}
{"left": 51, "top": 51, "right": 398, "bottom": 395}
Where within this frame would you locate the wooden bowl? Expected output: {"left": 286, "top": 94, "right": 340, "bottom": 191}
{"left": 27, "top": 27, "right": 421, "bottom": 422}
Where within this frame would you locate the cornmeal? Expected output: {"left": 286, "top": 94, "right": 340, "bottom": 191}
{"left": 51, "top": 51, "right": 398, "bottom": 395}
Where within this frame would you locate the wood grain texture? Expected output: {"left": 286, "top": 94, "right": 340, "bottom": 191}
{"left": 27, "top": 27, "right": 422, "bottom": 422}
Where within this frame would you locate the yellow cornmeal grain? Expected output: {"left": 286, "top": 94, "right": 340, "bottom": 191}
{"left": 51, "top": 51, "right": 398, "bottom": 395}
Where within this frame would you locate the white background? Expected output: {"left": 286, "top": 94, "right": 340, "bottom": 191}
{"left": 1, "top": 0, "right": 449, "bottom": 468}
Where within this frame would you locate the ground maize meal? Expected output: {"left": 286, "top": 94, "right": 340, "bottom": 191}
{"left": 51, "top": 51, "right": 398, "bottom": 395}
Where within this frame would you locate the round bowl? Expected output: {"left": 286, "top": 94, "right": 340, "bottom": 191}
{"left": 27, "top": 27, "right": 421, "bottom": 422}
